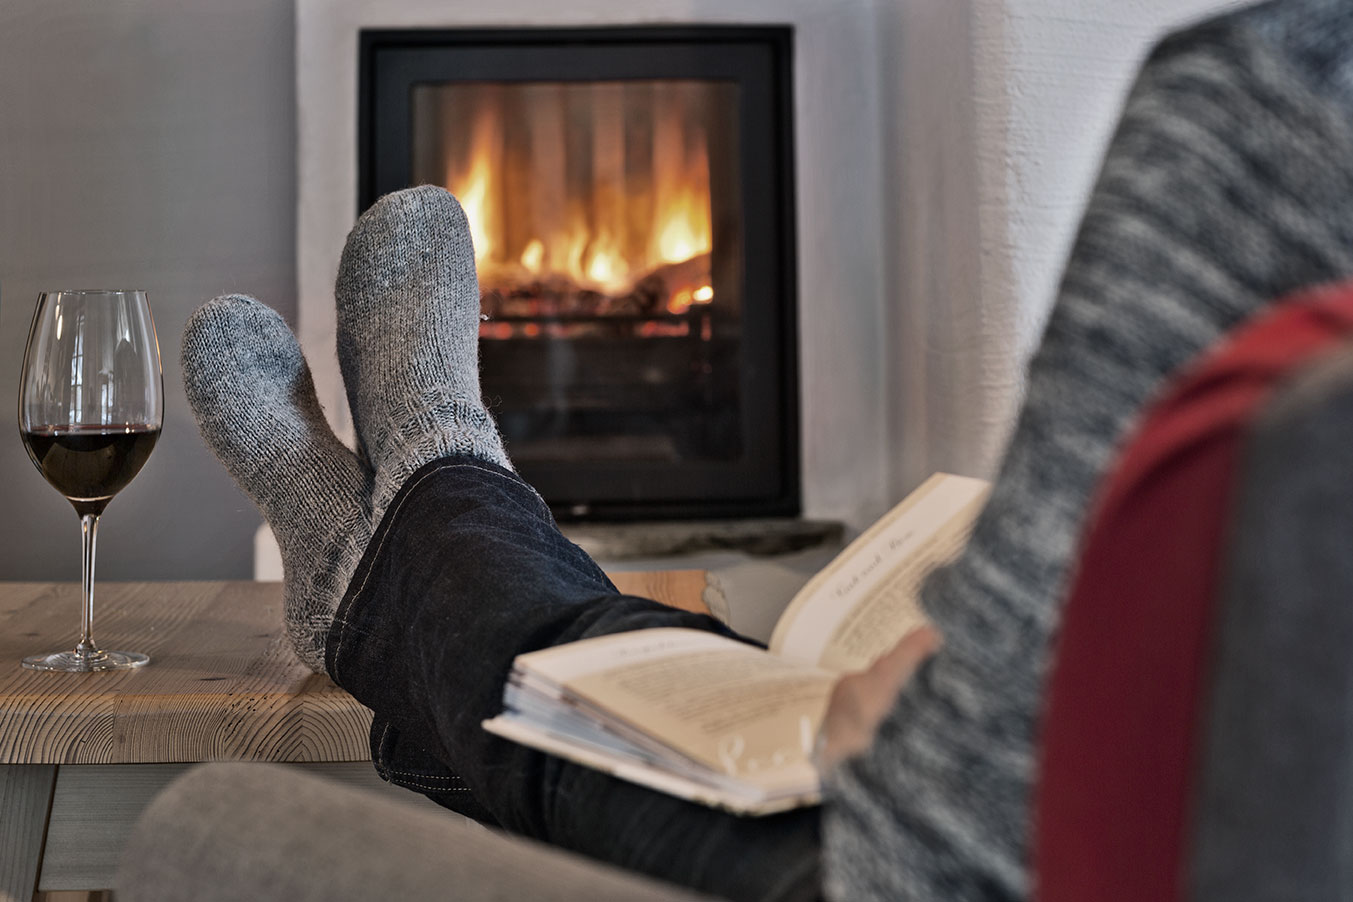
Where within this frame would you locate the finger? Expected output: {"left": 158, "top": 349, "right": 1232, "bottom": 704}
{"left": 865, "top": 626, "right": 943, "bottom": 696}
{"left": 817, "top": 680, "right": 872, "bottom": 770}
{"left": 815, "top": 627, "right": 943, "bottom": 771}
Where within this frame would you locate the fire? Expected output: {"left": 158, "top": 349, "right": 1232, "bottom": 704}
{"left": 519, "top": 239, "right": 545, "bottom": 274}
{"left": 446, "top": 103, "right": 502, "bottom": 266}
{"left": 653, "top": 160, "right": 712, "bottom": 266}
{"left": 437, "top": 82, "right": 716, "bottom": 309}
{"left": 582, "top": 231, "right": 630, "bottom": 295}
{"left": 667, "top": 284, "right": 714, "bottom": 315}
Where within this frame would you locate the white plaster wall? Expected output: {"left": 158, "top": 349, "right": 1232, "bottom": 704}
{"left": 878, "top": 0, "right": 1253, "bottom": 501}
{"left": 915, "top": 0, "right": 1249, "bottom": 484}
{"left": 879, "top": 0, "right": 990, "bottom": 494}
{"left": 297, "top": 0, "right": 893, "bottom": 531}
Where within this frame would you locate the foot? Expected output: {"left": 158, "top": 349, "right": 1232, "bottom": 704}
{"left": 335, "top": 185, "right": 511, "bottom": 521}
{"left": 182, "top": 295, "right": 373, "bottom": 672}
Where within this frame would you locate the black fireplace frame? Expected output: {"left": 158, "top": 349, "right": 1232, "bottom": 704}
{"left": 358, "top": 25, "right": 799, "bottom": 521}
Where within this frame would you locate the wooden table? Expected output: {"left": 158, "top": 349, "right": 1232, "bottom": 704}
{"left": 0, "top": 575, "right": 710, "bottom": 901}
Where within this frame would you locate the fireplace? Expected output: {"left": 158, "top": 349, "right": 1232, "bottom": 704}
{"left": 299, "top": 0, "right": 894, "bottom": 544}
{"left": 358, "top": 27, "right": 797, "bottom": 520}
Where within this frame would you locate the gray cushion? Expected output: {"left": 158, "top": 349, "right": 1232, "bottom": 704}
{"left": 115, "top": 762, "right": 713, "bottom": 901}
{"left": 1190, "top": 346, "right": 1353, "bottom": 899}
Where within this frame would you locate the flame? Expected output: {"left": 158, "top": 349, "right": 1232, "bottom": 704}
{"left": 560, "top": 226, "right": 590, "bottom": 285}
{"left": 582, "top": 232, "right": 631, "bottom": 295}
{"left": 665, "top": 284, "right": 713, "bottom": 315}
{"left": 667, "top": 288, "right": 695, "bottom": 315}
{"left": 447, "top": 84, "right": 714, "bottom": 306}
{"left": 655, "top": 189, "right": 711, "bottom": 265}
{"left": 445, "top": 103, "right": 501, "bottom": 264}
{"left": 520, "top": 239, "right": 545, "bottom": 274}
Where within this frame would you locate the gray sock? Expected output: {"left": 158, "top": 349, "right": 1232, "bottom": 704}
{"left": 182, "top": 295, "right": 373, "bottom": 673}
{"left": 335, "top": 185, "right": 511, "bottom": 521}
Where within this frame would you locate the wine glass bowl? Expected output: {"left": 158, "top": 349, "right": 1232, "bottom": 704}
{"left": 18, "top": 290, "right": 163, "bottom": 672}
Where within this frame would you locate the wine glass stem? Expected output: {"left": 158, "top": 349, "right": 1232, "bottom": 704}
{"left": 77, "top": 513, "right": 100, "bottom": 658}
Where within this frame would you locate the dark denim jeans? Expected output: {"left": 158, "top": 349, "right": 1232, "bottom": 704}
{"left": 325, "top": 456, "right": 821, "bottom": 902}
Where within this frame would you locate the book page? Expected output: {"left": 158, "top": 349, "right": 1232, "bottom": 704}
{"left": 513, "top": 628, "right": 835, "bottom": 797}
{"left": 769, "top": 473, "right": 989, "bottom": 672}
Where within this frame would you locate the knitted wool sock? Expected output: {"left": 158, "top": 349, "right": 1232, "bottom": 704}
{"left": 182, "top": 295, "right": 373, "bottom": 673}
{"left": 335, "top": 185, "right": 511, "bottom": 522}
{"left": 824, "top": 3, "right": 1353, "bottom": 900}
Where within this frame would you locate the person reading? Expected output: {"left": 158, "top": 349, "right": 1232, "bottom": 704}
{"left": 178, "top": 1, "right": 1353, "bottom": 897}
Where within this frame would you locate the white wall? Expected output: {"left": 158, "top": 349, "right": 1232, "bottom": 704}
{"left": 885, "top": 0, "right": 1247, "bottom": 497}
{"left": 0, "top": 0, "right": 293, "bottom": 580}
{"left": 879, "top": 0, "right": 987, "bottom": 495}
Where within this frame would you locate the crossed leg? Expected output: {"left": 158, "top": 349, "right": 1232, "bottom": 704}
{"left": 181, "top": 186, "right": 821, "bottom": 902}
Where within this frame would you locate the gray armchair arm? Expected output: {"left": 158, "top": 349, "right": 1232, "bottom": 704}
{"left": 1190, "top": 346, "right": 1353, "bottom": 898}
{"left": 116, "top": 762, "right": 713, "bottom": 902}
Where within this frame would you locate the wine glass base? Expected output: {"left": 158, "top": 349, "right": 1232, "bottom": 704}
{"left": 22, "top": 649, "right": 150, "bottom": 672}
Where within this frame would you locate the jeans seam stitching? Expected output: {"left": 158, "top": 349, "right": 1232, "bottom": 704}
{"left": 375, "top": 723, "right": 470, "bottom": 789}
{"left": 332, "top": 459, "right": 536, "bottom": 683}
{"left": 376, "top": 720, "right": 391, "bottom": 765}
{"left": 392, "top": 781, "right": 473, "bottom": 792}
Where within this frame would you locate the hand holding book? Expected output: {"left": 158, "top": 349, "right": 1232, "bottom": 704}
{"left": 815, "top": 625, "right": 942, "bottom": 771}
{"left": 483, "top": 473, "right": 990, "bottom": 814}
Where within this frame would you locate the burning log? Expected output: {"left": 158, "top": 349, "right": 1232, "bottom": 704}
{"left": 480, "top": 252, "right": 712, "bottom": 321}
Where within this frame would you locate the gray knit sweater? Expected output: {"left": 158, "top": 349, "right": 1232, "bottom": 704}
{"left": 823, "top": 3, "right": 1353, "bottom": 898}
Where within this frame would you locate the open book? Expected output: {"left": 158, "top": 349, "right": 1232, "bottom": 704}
{"left": 482, "top": 473, "right": 991, "bottom": 815}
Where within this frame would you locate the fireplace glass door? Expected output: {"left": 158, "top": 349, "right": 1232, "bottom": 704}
{"left": 361, "top": 28, "right": 796, "bottom": 519}
{"left": 412, "top": 79, "right": 743, "bottom": 467}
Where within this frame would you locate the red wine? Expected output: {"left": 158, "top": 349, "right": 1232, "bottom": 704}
{"left": 21, "top": 425, "right": 160, "bottom": 516}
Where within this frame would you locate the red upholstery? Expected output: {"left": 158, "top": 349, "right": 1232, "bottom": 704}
{"left": 1034, "top": 281, "right": 1353, "bottom": 902}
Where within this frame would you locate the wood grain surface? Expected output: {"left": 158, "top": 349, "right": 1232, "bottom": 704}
{"left": 608, "top": 569, "right": 712, "bottom": 617}
{"left": 0, "top": 576, "right": 707, "bottom": 766}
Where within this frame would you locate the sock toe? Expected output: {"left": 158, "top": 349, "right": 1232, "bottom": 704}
{"left": 184, "top": 296, "right": 318, "bottom": 471}
{"left": 334, "top": 187, "right": 512, "bottom": 517}
{"left": 335, "top": 185, "right": 479, "bottom": 320}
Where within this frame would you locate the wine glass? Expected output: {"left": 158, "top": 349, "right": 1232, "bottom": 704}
{"left": 18, "top": 290, "right": 163, "bottom": 672}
